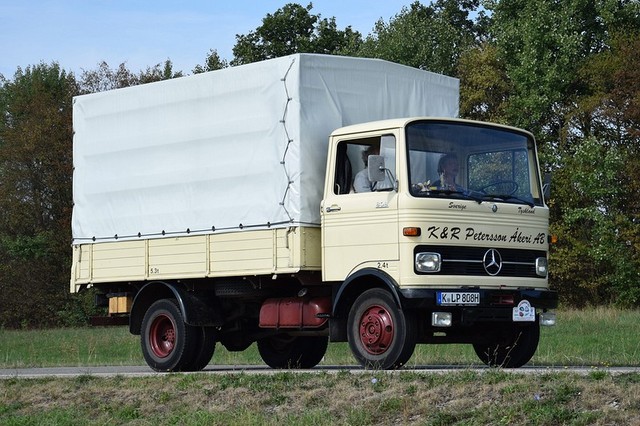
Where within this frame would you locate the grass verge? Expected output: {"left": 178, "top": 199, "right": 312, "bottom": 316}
{"left": 1, "top": 370, "right": 640, "bottom": 425}
{"left": 1, "top": 308, "right": 639, "bottom": 368}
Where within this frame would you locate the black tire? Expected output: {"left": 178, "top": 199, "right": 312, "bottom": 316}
{"left": 297, "top": 336, "right": 329, "bottom": 368}
{"left": 347, "top": 288, "right": 416, "bottom": 370}
{"left": 140, "top": 299, "right": 196, "bottom": 372}
{"left": 472, "top": 323, "right": 540, "bottom": 368}
{"left": 257, "top": 335, "right": 328, "bottom": 369}
{"left": 181, "top": 326, "right": 217, "bottom": 372}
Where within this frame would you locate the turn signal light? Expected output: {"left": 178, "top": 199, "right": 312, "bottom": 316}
{"left": 403, "top": 227, "right": 421, "bottom": 237}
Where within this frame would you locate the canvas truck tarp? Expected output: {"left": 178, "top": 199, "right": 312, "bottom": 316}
{"left": 72, "top": 54, "right": 459, "bottom": 243}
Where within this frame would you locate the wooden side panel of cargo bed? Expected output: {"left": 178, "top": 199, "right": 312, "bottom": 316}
{"left": 69, "top": 227, "right": 321, "bottom": 288}
{"left": 71, "top": 245, "right": 91, "bottom": 284}
{"left": 148, "top": 236, "right": 207, "bottom": 278}
{"left": 208, "top": 228, "right": 321, "bottom": 276}
{"left": 91, "top": 240, "right": 146, "bottom": 281}
{"left": 209, "top": 230, "right": 277, "bottom": 276}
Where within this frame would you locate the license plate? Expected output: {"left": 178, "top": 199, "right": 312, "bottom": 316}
{"left": 437, "top": 292, "right": 480, "bottom": 306}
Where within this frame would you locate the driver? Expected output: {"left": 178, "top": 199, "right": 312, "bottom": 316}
{"left": 353, "top": 145, "right": 379, "bottom": 193}
{"left": 432, "top": 153, "right": 463, "bottom": 191}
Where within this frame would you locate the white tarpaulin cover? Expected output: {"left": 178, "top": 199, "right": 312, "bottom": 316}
{"left": 72, "top": 54, "right": 459, "bottom": 243}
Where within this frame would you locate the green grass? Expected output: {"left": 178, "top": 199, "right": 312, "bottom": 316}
{"left": 534, "top": 308, "right": 640, "bottom": 367}
{"left": 1, "top": 308, "right": 639, "bottom": 368}
{"left": 1, "top": 370, "right": 640, "bottom": 425}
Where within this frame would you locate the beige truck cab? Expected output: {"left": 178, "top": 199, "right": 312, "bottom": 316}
{"left": 321, "top": 117, "right": 556, "bottom": 368}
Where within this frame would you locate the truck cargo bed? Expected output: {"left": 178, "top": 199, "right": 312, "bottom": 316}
{"left": 71, "top": 227, "right": 321, "bottom": 290}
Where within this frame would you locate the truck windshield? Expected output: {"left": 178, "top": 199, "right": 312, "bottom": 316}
{"left": 406, "top": 121, "right": 544, "bottom": 207}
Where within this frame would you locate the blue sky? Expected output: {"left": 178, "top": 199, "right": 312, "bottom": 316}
{"left": 0, "top": 1, "right": 414, "bottom": 78}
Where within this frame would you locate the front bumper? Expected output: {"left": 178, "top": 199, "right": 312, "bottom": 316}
{"left": 399, "top": 287, "right": 558, "bottom": 313}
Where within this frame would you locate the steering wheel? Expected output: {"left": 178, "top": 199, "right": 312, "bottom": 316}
{"left": 479, "top": 180, "right": 519, "bottom": 196}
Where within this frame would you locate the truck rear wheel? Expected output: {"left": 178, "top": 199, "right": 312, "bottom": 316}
{"left": 347, "top": 288, "right": 416, "bottom": 369}
{"left": 181, "top": 326, "right": 217, "bottom": 372}
{"left": 472, "top": 323, "right": 540, "bottom": 368}
{"left": 257, "top": 335, "right": 328, "bottom": 369}
{"left": 141, "top": 299, "right": 196, "bottom": 372}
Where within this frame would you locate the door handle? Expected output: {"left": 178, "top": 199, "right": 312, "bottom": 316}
{"left": 326, "top": 205, "right": 342, "bottom": 212}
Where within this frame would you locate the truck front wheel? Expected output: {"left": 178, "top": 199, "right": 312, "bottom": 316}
{"left": 257, "top": 335, "right": 328, "bottom": 369}
{"left": 141, "top": 299, "right": 196, "bottom": 372}
{"left": 472, "top": 323, "right": 540, "bottom": 368}
{"left": 347, "top": 288, "right": 416, "bottom": 369}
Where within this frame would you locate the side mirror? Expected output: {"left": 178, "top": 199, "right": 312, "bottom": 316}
{"left": 367, "top": 155, "right": 386, "bottom": 183}
{"left": 542, "top": 173, "right": 552, "bottom": 203}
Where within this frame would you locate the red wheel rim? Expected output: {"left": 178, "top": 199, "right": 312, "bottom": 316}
{"left": 358, "top": 304, "right": 394, "bottom": 355}
{"left": 149, "top": 313, "right": 176, "bottom": 358}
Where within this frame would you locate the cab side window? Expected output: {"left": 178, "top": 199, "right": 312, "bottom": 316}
{"left": 333, "top": 135, "right": 396, "bottom": 195}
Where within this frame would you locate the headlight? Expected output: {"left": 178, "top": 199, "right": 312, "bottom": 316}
{"left": 535, "top": 257, "right": 548, "bottom": 277}
{"left": 415, "top": 252, "right": 441, "bottom": 273}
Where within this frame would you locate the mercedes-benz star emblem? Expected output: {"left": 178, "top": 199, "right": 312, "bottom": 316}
{"left": 483, "top": 249, "right": 503, "bottom": 276}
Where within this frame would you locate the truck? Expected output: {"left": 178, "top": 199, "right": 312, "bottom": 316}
{"left": 70, "top": 53, "right": 558, "bottom": 371}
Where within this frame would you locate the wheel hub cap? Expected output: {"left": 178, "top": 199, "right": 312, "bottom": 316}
{"left": 359, "top": 305, "right": 394, "bottom": 355}
{"left": 149, "top": 314, "right": 176, "bottom": 358}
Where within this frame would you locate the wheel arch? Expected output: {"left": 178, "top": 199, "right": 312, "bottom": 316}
{"left": 330, "top": 268, "right": 403, "bottom": 341}
{"left": 130, "top": 281, "right": 187, "bottom": 335}
{"left": 130, "top": 281, "right": 223, "bottom": 335}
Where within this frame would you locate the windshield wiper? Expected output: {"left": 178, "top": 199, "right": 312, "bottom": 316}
{"left": 417, "top": 186, "right": 535, "bottom": 207}
{"left": 426, "top": 188, "right": 484, "bottom": 204}
{"left": 481, "top": 193, "right": 535, "bottom": 208}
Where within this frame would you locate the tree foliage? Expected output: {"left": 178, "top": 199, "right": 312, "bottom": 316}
{"left": 193, "top": 49, "right": 228, "bottom": 74}
{"left": 551, "top": 137, "right": 638, "bottom": 306}
{"left": 458, "top": 42, "right": 511, "bottom": 122}
{"left": 358, "top": 0, "right": 483, "bottom": 75}
{"left": 80, "top": 60, "right": 182, "bottom": 94}
{"left": 484, "top": 0, "right": 639, "bottom": 142}
{"left": 0, "top": 63, "right": 78, "bottom": 327}
{"left": 549, "top": 30, "right": 640, "bottom": 307}
{"left": 231, "top": 3, "right": 362, "bottom": 65}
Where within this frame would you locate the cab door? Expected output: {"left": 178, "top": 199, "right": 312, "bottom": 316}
{"left": 321, "top": 133, "right": 400, "bottom": 281}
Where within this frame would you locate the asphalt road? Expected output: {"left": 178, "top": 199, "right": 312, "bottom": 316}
{"left": 1, "top": 365, "right": 639, "bottom": 379}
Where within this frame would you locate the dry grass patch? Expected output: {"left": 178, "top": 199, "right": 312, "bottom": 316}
{"left": 4, "top": 370, "right": 639, "bottom": 425}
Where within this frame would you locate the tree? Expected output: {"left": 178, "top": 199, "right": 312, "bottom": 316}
{"left": 543, "top": 30, "right": 640, "bottom": 307}
{"left": 193, "top": 49, "right": 228, "bottom": 74}
{"left": 553, "top": 31, "right": 640, "bottom": 307}
{"left": 484, "top": 0, "right": 639, "bottom": 143}
{"left": 79, "top": 61, "right": 138, "bottom": 94}
{"left": 550, "top": 137, "right": 639, "bottom": 306}
{"left": 357, "top": 0, "right": 483, "bottom": 76}
{"left": 0, "top": 63, "right": 79, "bottom": 326}
{"left": 138, "top": 59, "right": 184, "bottom": 84}
{"left": 458, "top": 42, "right": 511, "bottom": 122}
{"left": 231, "top": 3, "right": 362, "bottom": 65}
{"left": 80, "top": 60, "right": 183, "bottom": 95}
